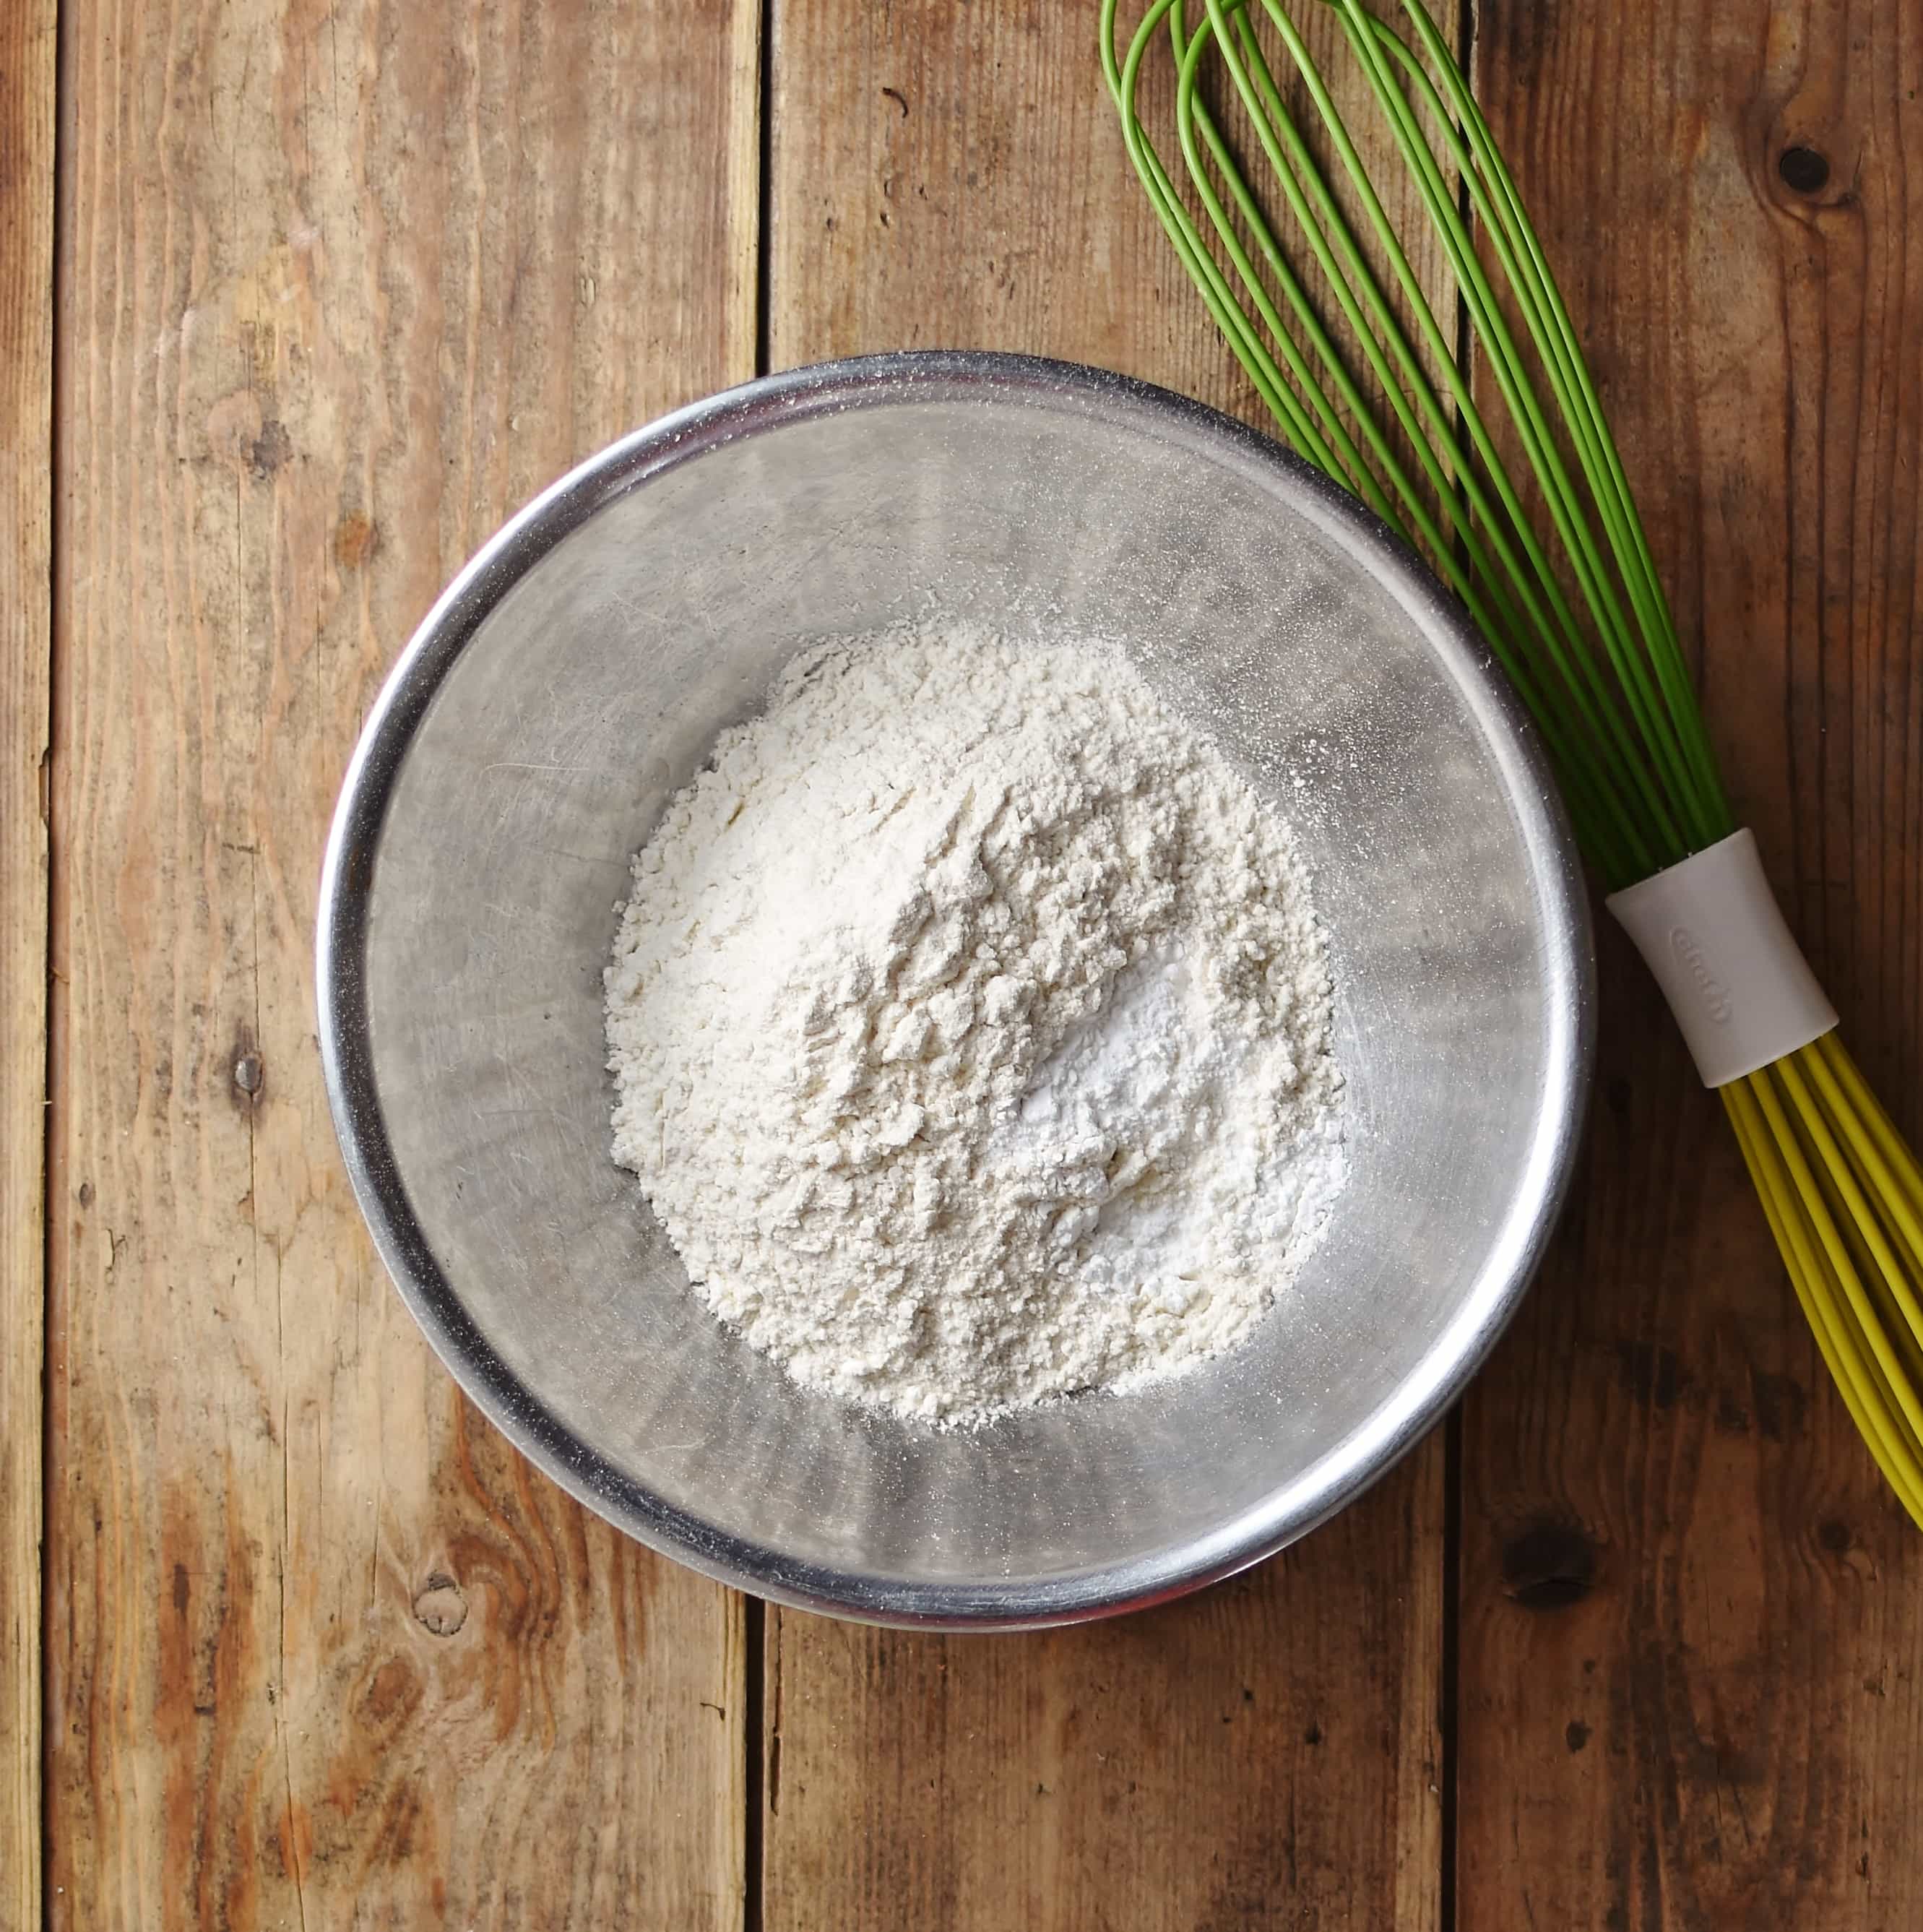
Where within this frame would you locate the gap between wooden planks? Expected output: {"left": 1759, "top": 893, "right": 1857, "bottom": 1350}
{"left": 44, "top": 0, "right": 757, "bottom": 1925}
{"left": 1, "top": 1, "right": 55, "bottom": 1928}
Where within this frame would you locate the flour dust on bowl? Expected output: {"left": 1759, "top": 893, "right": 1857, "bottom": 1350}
{"left": 318, "top": 352, "right": 1594, "bottom": 1627}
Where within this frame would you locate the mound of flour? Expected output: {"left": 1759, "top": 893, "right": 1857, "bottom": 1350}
{"left": 605, "top": 626, "right": 1347, "bottom": 1423}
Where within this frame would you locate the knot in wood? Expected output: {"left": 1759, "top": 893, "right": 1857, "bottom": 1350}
{"left": 1501, "top": 1523, "right": 1599, "bottom": 1610}
{"left": 412, "top": 1572, "right": 468, "bottom": 1637}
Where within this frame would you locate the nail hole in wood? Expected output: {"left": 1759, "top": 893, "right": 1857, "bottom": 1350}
{"left": 1778, "top": 145, "right": 1830, "bottom": 194}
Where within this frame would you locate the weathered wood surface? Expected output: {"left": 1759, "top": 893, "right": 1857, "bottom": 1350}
{"left": 759, "top": 4, "right": 1456, "bottom": 1927}
{"left": 1458, "top": 2, "right": 1923, "bottom": 1927}
{"left": 46, "top": 0, "right": 759, "bottom": 1924}
{"left": 1, "top": 1, "right": 56, "bottom": 1927}
{"left": 28, "top": 0, "right": 1923, "bottom": 1923}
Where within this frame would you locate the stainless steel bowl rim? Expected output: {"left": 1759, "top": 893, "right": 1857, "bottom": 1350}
{"left": 317, "top": 350, "right": 1595, "bottom": 1629}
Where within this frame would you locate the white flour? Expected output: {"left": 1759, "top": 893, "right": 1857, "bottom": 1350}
{"left": 605, "top": 626, "right": 1347, "bottom": 1423}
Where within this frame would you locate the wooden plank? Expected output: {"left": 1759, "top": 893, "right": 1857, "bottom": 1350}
{"left": 46, "top": 0, "right": 760, "bottom": 1924}
{"left": 1459, "top": 3, "right": 1923, "bottom": 1927}
{"left": 1, "top": 0, "right": 57, "bottom": 1924}
{"left": 762, "top": 4, "right": 1458, "bottom": 1926}
{"left": 764, "top": 1506, "right": 1443, "bottom": 1931}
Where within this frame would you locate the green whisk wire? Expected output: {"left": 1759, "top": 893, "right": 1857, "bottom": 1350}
{"left": 1101, "top": 0, "right": 1923, "bottom": 1532}
{"left": 1185, "top": 0, "right": 1673, "bottom": 877}
{"left": 1101, "top": 0, "right": 1736, "bottom": 891}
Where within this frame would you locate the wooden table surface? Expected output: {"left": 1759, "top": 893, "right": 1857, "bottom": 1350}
{"left": 4, "top": 1, "right": 1922, "bottom": 1925}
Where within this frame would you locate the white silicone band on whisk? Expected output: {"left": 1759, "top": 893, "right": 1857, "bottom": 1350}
{"left": 1604, "top": 829, "right": 1837, "bottom": 1087}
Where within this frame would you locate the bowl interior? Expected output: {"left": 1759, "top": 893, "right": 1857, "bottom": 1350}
{"left": 345, "top": 364, "right": 1588, "bottom": 1621}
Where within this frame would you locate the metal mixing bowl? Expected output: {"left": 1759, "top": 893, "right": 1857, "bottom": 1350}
{"left": 319, "top": 352, "right": 1593, "bottom": 1628}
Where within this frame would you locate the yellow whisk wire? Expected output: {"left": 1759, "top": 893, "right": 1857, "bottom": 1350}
{"left": 1812, "top": 1034, "right": 1923, "bottom": 1252}
{"left": 1725, "top": 1080, "right": 1923, "bottom": 1522}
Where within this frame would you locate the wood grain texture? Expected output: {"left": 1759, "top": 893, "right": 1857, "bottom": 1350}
{"left": 1, "top": 1, "right": 56, "bottom": 1925}
{"left": 764, "top": 1503, "right": 1443, "bottom": 1932}
{"left": 46, "top": 0, "right": 759, "bottom": 1925}
{"left": 1459, "top": 3, "right": 1923, "bottom": 1928}
{"left": 761, "top": 5, "right": 1453, "bottom": 1927}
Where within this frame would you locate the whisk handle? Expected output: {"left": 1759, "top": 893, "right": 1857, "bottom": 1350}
{"left": 1606, "top": 829, "right": 1837, "bottom": 1087}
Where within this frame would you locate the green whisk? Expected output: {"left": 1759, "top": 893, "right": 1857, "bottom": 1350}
{"left": 1102, "top": 0, "right": 1923, "bottom": 1524}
